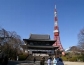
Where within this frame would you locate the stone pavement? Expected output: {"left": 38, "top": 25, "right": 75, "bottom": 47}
{"left": 7, "top": 61, "right": 84, "bottom": 65}
{"left": 64, "top": 61, "right": 84, "bottom": 65}
{"left": 19, "top": 61, "right": 84, "bottom": 65}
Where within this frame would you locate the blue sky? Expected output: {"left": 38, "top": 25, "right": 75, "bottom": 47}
{"left": 0, "top": 0, "right": 84, "bottom": 49}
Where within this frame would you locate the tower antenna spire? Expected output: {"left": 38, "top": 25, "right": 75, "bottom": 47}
{"left": 55, "top": 5, "right": 56, "bottom": 9}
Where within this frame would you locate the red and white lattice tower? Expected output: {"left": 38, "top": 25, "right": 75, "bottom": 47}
{"left": 53, "top": 5, "right": 64, "bottom": 52}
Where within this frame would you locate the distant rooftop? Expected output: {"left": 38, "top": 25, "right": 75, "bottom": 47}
{"left": 29, "top": 34, "right": 50, "bottom": 40}
{"left": 23, "top": 34, "right": 56, "bottom": 43}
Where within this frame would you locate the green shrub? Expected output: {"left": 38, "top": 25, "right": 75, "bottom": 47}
{"left": 81, "top": 54, "right": 84, "bottom": 62}
{"left": 61, "top": 56, "right": 68, "bottom": 61}
{"left": 19, "top": 54, "right": 28, "bottom": 61}
{"left": 61, "top": 56, "right": 79, "bottom": 62}
{"left": 78, "top": 54, "right": 84, "bottom": 62}
{"left": 69, "top": 57, "right": 77, "bottom": 62}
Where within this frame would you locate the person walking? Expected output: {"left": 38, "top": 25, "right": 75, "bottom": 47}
{"left": 40, "top": 57, "right": 45, "bottom": 65}
{"left": 2, "top": 55, "right": 8, "bottom": 65}
{"left": 53, "top": 57, "right": 57, "bottom": 65}
{"left": 56, "top": 58, "right": 64, "bottom": 65}
{"left": 33, "top": 57, "right": 36, "bottom": 63}
{"left": 47, "top": 57, "right": 52, "bottom": 65}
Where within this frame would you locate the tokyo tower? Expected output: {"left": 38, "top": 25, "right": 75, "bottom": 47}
{"left": 53, "top": 5, "right": 64, "bottom": 52}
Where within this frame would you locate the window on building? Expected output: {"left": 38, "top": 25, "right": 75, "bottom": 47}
{"left": 30, "top": 42, "right": 33, "bottom": 45}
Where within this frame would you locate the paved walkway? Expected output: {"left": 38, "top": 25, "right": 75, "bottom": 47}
{"left": 64, "top": 61, "right": 84, "bottom": 65}
{"left": 7, "top": 61, "right": 84, "bottom": 65}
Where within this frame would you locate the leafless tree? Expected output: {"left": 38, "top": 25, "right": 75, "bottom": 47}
{"left": 0, "top": 28, "right": 23, "bottom": 60}
{"left": 7, "top": 31, "right": 23, "bottom": 54}
{"left": 78, "top": 28, "right": 84, "bottom": 50}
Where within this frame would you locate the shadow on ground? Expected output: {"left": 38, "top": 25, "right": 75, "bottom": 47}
{"left": 8, "top": 61, "right": 34, "bottom": 65}
{"left": 8, "top": 61, "right": 19, "bottom": 65}
{"left": 0, "top": 61, "right": 33, "bottom": 65}
{"left": 0, "top": 61, "right": 38, "bottom": 65}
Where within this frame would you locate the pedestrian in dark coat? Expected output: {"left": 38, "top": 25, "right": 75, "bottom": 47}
{"left": 56, "top": 58, "right": 64, "bottom": 65}
{"left": 40, "top": 57, "right": 45, "bottom": 65}
{"left": 34, "top": 57, "right": 36, "bottom": 63}
{"left": 2, "top": 55, "right": 8, "bottom": 65}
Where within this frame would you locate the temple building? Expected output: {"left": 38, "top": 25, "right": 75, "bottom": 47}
{"left": 21, "top": 34, "right": 59, "bottom": 56}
